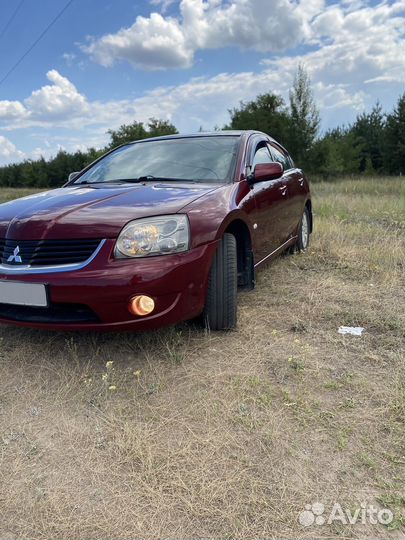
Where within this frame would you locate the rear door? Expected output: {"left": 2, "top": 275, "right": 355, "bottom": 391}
{"left": 250, "top": 142, "right": 286, "bottom": 262}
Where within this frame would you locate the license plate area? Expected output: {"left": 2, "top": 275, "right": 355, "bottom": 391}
{"left": 0, "top": 280, "right": 48, "bottom": 307}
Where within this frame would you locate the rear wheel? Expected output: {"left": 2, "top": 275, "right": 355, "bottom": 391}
{"left": 203, "top": 233, "right": 237, "bottom": 330}
{"left": 290, "top": 207, "right": 310, "bottom": 254}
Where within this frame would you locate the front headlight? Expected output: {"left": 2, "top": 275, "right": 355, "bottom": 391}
{"left": 115, "top": 215, "right": 190, "bottom": 258}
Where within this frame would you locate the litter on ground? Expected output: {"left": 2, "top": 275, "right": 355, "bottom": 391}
{"left": 338, "top": 326, "right": 365, "bottom": 336}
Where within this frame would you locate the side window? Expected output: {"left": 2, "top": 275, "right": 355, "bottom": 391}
{"left": 269, "top": 144, "right": 291, "bottom": 170}
{"left": 252, "top": 144, "right": 272, "bottom": 167}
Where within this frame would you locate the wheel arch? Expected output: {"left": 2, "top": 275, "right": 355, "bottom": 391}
{"left": 305, "top": 198, "right": 313, "bottom": 233}
{"left": 223, "top": 218, "right": 255, "bottom": 290}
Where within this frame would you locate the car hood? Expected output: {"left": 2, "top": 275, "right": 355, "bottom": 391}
{"left": 0, "top": 182, "right": 220, "bottom": 240}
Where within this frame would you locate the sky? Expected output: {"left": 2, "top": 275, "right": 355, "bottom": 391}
{"left": 0, "top": 0, "right": 403, "bottom": 166}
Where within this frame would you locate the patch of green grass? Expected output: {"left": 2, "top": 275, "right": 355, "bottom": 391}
{"left": 324, "top": 373, "right": 354, "bottom": 391}
{"left": 386, "top": 514, "right": 405, "bottom": 532}
{"left": 0, "top": 187, "right": 46, "bottom": 203}
{"left": 376, "top": 492, "right": 405, "bottom": 508}
{"left": 338, "top": 397, "right": 357, "bottom": 409}
{"left": 357, "top": 452, "right": 377, "bottom": 469}
{"left": 164, "top": 330, "right": 187, "bottom": 364}
{"left": 337, "top": 428, "right": 352, "bottom": 450}
{"left": 287, "top": 356, "right": 305, "bottom": 372}
{"left": 232, "top": 374, "right": 274, "bottom": 409}
{"left": 378, "top": 494, "right": 405, "bottom": 531}
{"left": 324, "top": 380, "right": 342, "bottom": 390}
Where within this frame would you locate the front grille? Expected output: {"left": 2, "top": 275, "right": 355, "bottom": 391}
{"left": 0, "top": 302, "right": 100, "bottom": 324}
{"left": 0, "top": 238, "right": 102, "bottom": 267}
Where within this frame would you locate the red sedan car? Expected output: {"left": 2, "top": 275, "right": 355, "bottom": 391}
{"left": 0, "top": 131, "right": 312, "bottom": 331}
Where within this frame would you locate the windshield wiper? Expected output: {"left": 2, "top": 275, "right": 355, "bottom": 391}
{"left": 77, "top": 175, "right": 196, "bottom": 185}
{"left": 136, "top": 175, "right": 196, "bottom": 183}
{"left": 77, "top": 178, "right": 142, "bottom": 185}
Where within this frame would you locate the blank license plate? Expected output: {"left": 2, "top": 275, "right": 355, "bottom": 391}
{"left": 0, "top": 281, "right": 48, "bottom": 307}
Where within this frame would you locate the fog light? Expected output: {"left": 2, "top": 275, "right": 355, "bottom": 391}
{"left": 129, "top": 295, "right": 155, "bottom": 316}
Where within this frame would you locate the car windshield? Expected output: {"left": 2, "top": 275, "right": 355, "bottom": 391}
{"left": 75, "top": 136, "right": 240, "bottom": 184}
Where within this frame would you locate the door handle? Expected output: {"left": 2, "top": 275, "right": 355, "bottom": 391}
{"left": 279, "top": 185, "right": 287, "bottom": 196}
{"left": 298, "top": 178, "right": 304, "bottom": 186}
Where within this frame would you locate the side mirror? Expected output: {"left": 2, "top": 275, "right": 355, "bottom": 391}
{"left": 68, "top": 171, "right": 80, "bottom": 182}
{"left": 251, "top": 162, "right": 283, "bottom": 183}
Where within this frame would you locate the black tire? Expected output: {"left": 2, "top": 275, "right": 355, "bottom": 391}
{"left": 290, "top": 207, "right": 310, "bottom": 254}
{"left": 203, "top": 233, "right": 237, "bottom": 330}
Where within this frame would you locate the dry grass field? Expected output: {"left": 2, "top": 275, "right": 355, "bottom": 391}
{"left": 0, "top": 177, "right": 403, "bottom": 540}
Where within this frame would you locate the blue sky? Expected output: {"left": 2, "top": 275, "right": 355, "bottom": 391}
{"left": 0, "top": 0, "right": 403, "bottom": 165}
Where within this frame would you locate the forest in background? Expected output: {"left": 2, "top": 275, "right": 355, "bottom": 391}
{"left": 0, "top": 66, "right": 403, "bottom": 187}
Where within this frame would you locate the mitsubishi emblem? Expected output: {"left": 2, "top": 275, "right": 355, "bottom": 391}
{"left": 7, "top": 245, "right": 23, "bottom": 263}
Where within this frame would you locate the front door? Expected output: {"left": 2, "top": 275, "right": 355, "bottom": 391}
{"left": 269, "top": 143, "right": 304, "bottom": 239}
{"left": 250, "top": 143, "right": 286, "bottom": 263}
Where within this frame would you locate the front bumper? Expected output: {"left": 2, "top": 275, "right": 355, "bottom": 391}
{"left": 0, "top": 239, "right": 219, "bottom": 331}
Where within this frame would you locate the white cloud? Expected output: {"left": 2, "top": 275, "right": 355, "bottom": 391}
{"left": 314, "top": 82, "right": 367, "bottom": 110}
{"left": 150, "top": 0, "right": 177, "bottom": 12}
{"left": 82, "top": 0, "right": 405, "bottom": 78}
{"left": 0, "top": 100, "right": 28, "bottom": 121}
{"left": 25, "top": 70, "right": 88, "bottom": 119}
{"left": 84, "top": 12, "right": 192, "bottom": 70}
{"left": 0, "top": 68, "right": 285, "bottom": 133}
{"left": 0, "top": 1, "right": 404, "bottom": 164}
{"left": 0, "top": 62, "right": 375, "bottom": 145}
{"left": 84, "top": 0, "right": 306, "bottom": 70}
{"left": 62, "top": 52, "right": 77, "bottom": 66}
{"left": 364, "top": 75, "right": 399, "bottom": 84}
{"left": 261, "top": 0, "right": 405, "bottom": 91}
{"left": 0, "top": 136, "right": 25, "bottom": 165}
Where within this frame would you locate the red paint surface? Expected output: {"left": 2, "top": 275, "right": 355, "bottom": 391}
{"left": 0, "top": 131, "right": 311, "bottom": 331}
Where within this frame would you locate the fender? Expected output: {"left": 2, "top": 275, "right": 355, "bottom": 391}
{"left": 183, "top": 180, "right": 255, "bottom": 249}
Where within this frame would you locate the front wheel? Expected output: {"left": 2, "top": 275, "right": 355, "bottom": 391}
{"left": 203, "top": 233, "right": 237, "bottom": 330}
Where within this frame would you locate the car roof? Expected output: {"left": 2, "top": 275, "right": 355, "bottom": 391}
{"left": 121, "top": 130, "right": 290, "bottom": 156}
{"left": 127, "top": 130, "right": 273, "bottom": 144}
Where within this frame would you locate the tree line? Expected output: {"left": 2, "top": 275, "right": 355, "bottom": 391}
{"left": 226, "top": 66, "right": 404, "bottom": 178}
{"left": 0, "top": 67, "right": 403, "bottom": 187}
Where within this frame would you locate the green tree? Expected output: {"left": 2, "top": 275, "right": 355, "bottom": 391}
{"left": 107, "top": 118, "right": 177, "bottom": 148}
{"left": 288, "top": 64, "right": 320, "bottom": 167}
{"left": 350, "top": 102, "right": 385, "bottom": 172}
{"left": 147, "top": 118, "right": 178, "bottom": 138}
{"left": 107, "top": 121, "right": 147, "bottom": 147}
{"left": 384, "top": 93, "right": 405, "bottom": 174}
{"left": 306, "top": 128, "right": 363, "bottom": 178}
{"left": 226, "top": 93, "right": 290, "bottom": 145}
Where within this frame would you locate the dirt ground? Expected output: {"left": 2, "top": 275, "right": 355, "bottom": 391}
{"left": 0, "top": 177, "right": 403, "bottom": 539}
